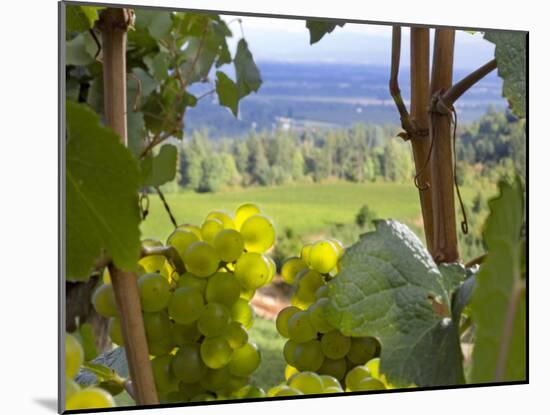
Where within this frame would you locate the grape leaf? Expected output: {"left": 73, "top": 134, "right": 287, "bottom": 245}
{"left": 470, "top": 179, "right": 526, "bottom": 383}
{"left": 216, "top": 71, "right": 239, "bottom": 117}
{"left": 134, "top": 10, "right": 173, "bottom": 40}
{"left": 439, "top": 263, "right": 468, "bottom": 296}
{"left": 484, "top": 31, "right": 527, "bottom": 118}
{"left": 234, "top": 39, "right": 262, "bottom": 98}
{"left": 305, "top": 20, "right": 345, "bottom": 44}
{"left": 66, "top": 102, "right": 141, "bottom": 281}
{"left": 66, "top": 5, "right": 103, "bottom": 33}
{"left": 140, "top": 144, "right": 178, "bottom": 187}
{"left": 66, "top": 33, "right": 95, "bottom": 66}
{"left": 326, "top": 220, "right": 464, "bottom": 387}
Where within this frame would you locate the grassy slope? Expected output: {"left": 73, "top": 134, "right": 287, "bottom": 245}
{"left": 249, "top": 318, "right": 286, "bottom": 390}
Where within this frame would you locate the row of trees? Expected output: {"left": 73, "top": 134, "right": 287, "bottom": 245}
{"left": 169, "top": 107, "right": 525, "bottom": 193}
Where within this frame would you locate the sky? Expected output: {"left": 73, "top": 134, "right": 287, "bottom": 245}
{"left": 223, "top": 15, "right": 496, "bottom": 70}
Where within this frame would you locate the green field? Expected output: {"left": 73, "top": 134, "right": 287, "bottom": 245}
{"left": 141, "top": 182, "right": 431, "bottom": 241}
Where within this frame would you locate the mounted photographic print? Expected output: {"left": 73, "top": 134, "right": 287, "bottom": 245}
{"left": 60, "top": 1, "right": 527, "bottom": 413}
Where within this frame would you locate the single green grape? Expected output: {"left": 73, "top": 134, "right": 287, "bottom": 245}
{"left": 177, "top": 224, "right": 202, "bottom": 240}
{"left": 201, "top": 218, "right": 224, "bottom": 244}
{"left": 320, "top": 374, "right": 342, "bottom": 390}
{"left": 292, "top": 268, "right": 324, "bottom": 308}
{"left": 344, "top": 366, "right": 371, "bottom": 391}
{"left": 347, "top": 336, "right": 380, "bottom": 364}
{"left": 321, "top": 330, "right": 351, "bottom": 360}
{"left": 365, "top": 357, "right": 381, "bottom": 378}
{"left": 231, "top": 299, "right": 254, "bottom": 329}
{"left": 200, "top": 336, "right": 233, "bottom": 369}
{"left": 288, "top": 371, "right": 324, "bottom": 395}
{"left": 142, "top": 310, "right": 172, "bottom": 340}
{"left": 172, "top": 343, "right": 207, "bottom": 383}
{"left": 167, "top": 229, "right": 200, "bottom": 261}
{"left": 91, "top": 283, "right": 118, "bottom": 318}
{"left": 198, "top": 303, "right": 231, "bottom": 337}
{"left": 234, "top": 203, "right": 261, "bottom": 230}
{"left": 276, "top": 306, "right": 301, "bottom": 338}
{"left": 207, "top": 210, "right": 236, "bottom": 229}
{"left": 183, "top": 241, "right": 220, "bottom": 278}
{"left": 65, "top": 333, "right": 84, "bottom": 379}
{"left": 232, "top": 385, "right": 266, "bottom": 399}
{"left": 225, "top": 322, "right": 249, "bottom": 349}
{"left": 307, "top": 298, "right": 333, "bottom": 333}
{"left": 239, "top": 214, "right": 276, "bottom": 253}
{"left": 273, "top": 386, "right": 303, "bottom": 396}
{"left": 300, "top": 243, "right": 313, "bottom": 266}
{"left": 292, "top": 339, "right": 324, "bottom": 372}
{"left": 228, "top": 342, "right": 261, "bottom": 377}
{"left": 213, "top": 229, "right": 244, "bottom": 262}
{"left": 281, "top": 257, "right": 308, "bottom": 284}
{"left": 65, "top": 387, "right": 115, "bottom": 410}
{"left": 168, "top": 287, "right": 205, "bottom": 325}
{"left": 267, "top": 384, "right": 286, "bottom": 397}
{"left": 65, "top": 378, "right": 81, "bottom": 400}
{"left": 177, "top": 272, "right": 207, "bottom": 295}
{"left": 323, "top": 386, "right": 343, "bottom": 394}
{"left": 352, "top": 377, "right": 386, "bottom": 391}
{"left": 139, "top": 238, "right": 166, "bottom": 273}
{"left": 318, "top": 357, "right": 347, "bottom": 381}
{"left": 200, "top": 366, "right": 231, "bottom": 391}
{"left": 308, "top": 240, "right": 339, "bottom": 274}
{"left": 172, "top": 321, "right": 201, "bottom": 345}
{"left": 234, "top": 252, "right": 271, "bottom": 290}
{"left": 151, "top": 355, "right": 178, "bottom": 394}
{"left": 239, "top": 286, "right": 256, "bottom": 301}
{"left": 138, "top": 273, "right": 170, "bottom": 312}
{"left": 108, "top": 317, "right": 124, "bottom": 345}
{"left": 327, "top": 238, "right": 345, "bottom": 258}
{"left": 283, "top": 340, "right": 298, "bottom": 366}
{"left": 287, "top": 310, "right": 316, "bottom": 343}
{"left": 206, "top": 272, "right": 240, "bottom": 307}
{"left": 265, "top": 255, "right": 277, "bottom": 284}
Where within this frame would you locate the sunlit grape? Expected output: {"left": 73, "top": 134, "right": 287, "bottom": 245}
{"left": 183, "top": 242, "right": 220, "bottom": 277}
{"left": 65, "top": 387, "right": 115, "bottom": 410}
{"left": 276, "top": 306, "right": 300, "bottom": 338}
{"left": 234, "top": 252, "right": 271, "bottom": 290}
{"left": 231, "top": 299, "right": 254, "bottom": 329}
{"left": 273, "top": 386, "right": 303, "bottom": 396}
{"left": 213, "top": 229, "right": 244, "bottom": 262}
{"left": 234, "top": 203, "right": 261, "bottom": 230}
{"left": 177, "top": 272, "right": 207, "bottom": 295}
{"left": 207, "top": 210, "right": 236, "bottom": 229}
{"left": 225, "top": 322, "right": 248, "bottom": 349}
{"left": 198, "top": 303, "right": 231, "bottom": 337}
{"left": 309, "top": 240, "right": 339, "bottom": 274}
{"left": 352, "top": 377, "right": 386, "bottom": 391}
{"left": 240, "top": 214, "right": 276, "bottom": 253}
{"left": 177, "top": 224, "right": 202, "bottom": 240}
{"left": 201, "top": 218, "right": 224, "bottom": 244}
{"left": 320, "top": 374, "right": 342, "bottom": 390}
{"left": 344, "top": 366, "right": 371, "bottom": 391}
{"left": 287, "top": 310, "right": 316, "bottom": 343}
{"left": 293, "top": 339, "right": 324, "bottom": 372}
{"left": 228, "top": 342, "right": 261, "bottom": 377}
{"left": 92, "top": 283, "right": 118, "bottom": 318}
{"left": 200, "top": 336, "right": 233, "bottom": 369}
{"left": 138, "top": 273, "right": 170, "bottom": 312}
{"left": 167, "top": 229, "right": 199, "bottom": 261}
{"left": 66, "top": 378, "right": 81, "bottom": 400}
{"left": 284, "top": 364, "right": 299, "bottom": 381}
{"left": 288, "top": 371, "right": 324, "bottom": 394}
{"left": 321, "top": 330, "right": 351, "bottom": 360}
{"left": 281, "top": 257, "right": 308, "bottom": 285}
{"left": 206, "top": 272, "right": 240, "bottom": 307}
{"left": 300, "top": 243, "right": 313, "bottom": 266}
{"left": 108, "top": 317, "right": 124, "bottom": 346}
{"left": 283, "top": 340, "right": 298, "bottom": 367}
{"left": 65, "top": 333, "right": 84, "bottom": 379}
{"left": 168, "top": 286, "right": 204, "bottom": 324}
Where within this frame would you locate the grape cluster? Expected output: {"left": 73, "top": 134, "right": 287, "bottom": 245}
{"left": 65, "top": 333, "right": 116, "bottom": 410}
{"left": 277, "top": 238, "right": 386, "bottom": 392}
{"left": 93, "top": 204, "right": 276, "bottom": 403}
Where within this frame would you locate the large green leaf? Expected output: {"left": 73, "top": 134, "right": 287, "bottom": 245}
{"left": 66, "top": 5, "right": 103, "bottom": 33}
{"left": 305, "top": 20, "right": 345, "bottom": 44}
{"left": 470, "top": 179, "right": 526, "bottom": 383}
{"left": 484, "top": 31, "right": 527, "bottom": 118}
{"left": 66, "top": 33, "right": 95, "bottom": 66}
{"left": 234, "top": 39, "right": 262, "bottom": 98}
{"left": 134, "top": 10, "right": 173, "bottom": 40}
{"left": 216, "top": 71, "right": 239, "bottom": 117}
{"left": 140, "top": 144, "right": 178, "bottom": 187}
{"left": 66, "top": 102, "right": 141, "bottom": 281}
{"left": 326, "top": 220, "right": 464, "bottom": 387}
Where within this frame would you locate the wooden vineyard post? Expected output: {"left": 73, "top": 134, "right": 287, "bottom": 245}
{"left": 409, "top": 27, "right": 435, "bottom": 255}
{"left": 429, "top": 29, "right": 458, "bottom": 263}
{"left": 97, "top": 8, "right": 159, "bottom": 405}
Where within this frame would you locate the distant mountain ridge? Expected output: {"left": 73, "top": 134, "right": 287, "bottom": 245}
{"left": 186, "top": 61, "right": 506, "bottom": 138}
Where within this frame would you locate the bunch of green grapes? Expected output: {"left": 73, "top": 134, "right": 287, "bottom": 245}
{"left": 93, "top": 203, "right": 276, "bottom": 403}
{"left": 266, "top": 371, "right": 344, "bottom": 396}
{"left": 276, "top": 238, "right": 385, "bottom": 392}
{"left": 65, "top": 333, "right": 116, "bottom": 410}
